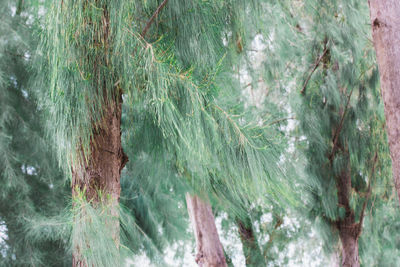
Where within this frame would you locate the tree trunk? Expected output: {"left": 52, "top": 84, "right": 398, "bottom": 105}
{"left": 336, "top": 165, "right": 360, "bottom": 267}
{"left": 62, "top": 1, "right": 128, "bottom": 265}
{"left": 369, "top": 0, "right": 400, "bottom": 204}
{"left": 338, "top": 226, "right": 359, "bottom": 267}
{"left": 71, "top": 97, "right": 127, "bottom": 266}
{"left": 237, "top": 217, "right": 264, "bottom": 267}
{"left": 186, "top": 194, "right": 227, "bottom": 267}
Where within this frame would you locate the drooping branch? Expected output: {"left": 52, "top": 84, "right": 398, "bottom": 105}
{"left": 141, "top": 0, "right": 169, "bottom": 38}
{"left": 300, "top": 42, "right": 329, "bottom": 95}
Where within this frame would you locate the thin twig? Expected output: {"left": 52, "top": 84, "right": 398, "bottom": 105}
{"left": 358, "top": 151, "right": 378, "bottom": 232}
{"left": 141, "top": 0, "right": 169, "bottom": 38}
{"left": 267, "top": 117, "right": 295, "bottom": 126}
{"left": 300, "top": 44, "right": 329, "bottom": 95}
{"left": 243, "top": 78, "right": 263, "bottom": 89}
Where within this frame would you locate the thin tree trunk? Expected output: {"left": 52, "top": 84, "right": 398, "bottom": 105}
{"left": 336, "top": 165, "right": 360, "bottom": 267}
{"left": 186, "top": 193, "right": 227, "bottom": 267}
{"left": 368, "top": 0, "right": 400, "bottom": 204}
{"left": 71, "top": 97, "right": 127, "bottom": 266}
{"left": 237, "top": 217, "right": 264, "bottom": 267}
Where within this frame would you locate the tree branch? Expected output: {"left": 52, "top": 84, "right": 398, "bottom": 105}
{"left": 329, "top": 88, "right": 354, "bottom": 162}
{"left": 141, "top": 0, "right": 169, "bottom": 38}
{"left": 300, "top": 43, "right": 329, "bottom": 95}
{"left": 358, "top": 151, "right": 378, "bottom": 233}
{"left": 267, "top": 117, "right": 295, "bottom": 126}
{"left": 243, "top": 79, "right": 263, "bottom": 89}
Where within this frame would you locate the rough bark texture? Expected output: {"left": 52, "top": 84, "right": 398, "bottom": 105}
{"left": 369, "top": 0, "right": 400, "bottom": 204}
{"left": 67, "top": 2, "right": 127, "bottom": 266}
{"left": 237, "top": 217, "right": 264, "bottom": 267}
{"left": 72, "top": 97, "right": 127, "bottom": 267}
{"left": 186, "top": 194, "right": 227, "bottom": 267}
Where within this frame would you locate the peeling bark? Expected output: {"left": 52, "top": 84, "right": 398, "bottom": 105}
{"left": 369, "top": 0, "right": 400, "bottom": 204}
{"left": 186, "top": 194, "right": 227, "bottom": 267}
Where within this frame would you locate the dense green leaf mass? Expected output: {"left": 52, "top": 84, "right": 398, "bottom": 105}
{"left": 32, "top": 0, "right": 293, "bottom": 265}
{"left": 1, "top": 0, "right": 400, "bottom": 266}
{"left": 0, "top": 1, "right": 70, "bottom": 265}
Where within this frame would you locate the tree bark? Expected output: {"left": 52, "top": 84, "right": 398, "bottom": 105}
{"left": 186, "top": 194, "right": 227, "bottom": 267}
{"left": 338, "top": 226, "right": 359, "bottom": 267}
{"left": 369, "top": 0, "right": 400, "bottom": 204}
{"left": 336, "top": 165, "right": 360, "bottom": 267}
{"left": 237, "top": 217, "right": 264, "bottom": 267}
{"left": 72, "top": 97, "right": 127, "bottom": 267}
{"left": 62, "top": 1, "right": 128, "bottom": 265}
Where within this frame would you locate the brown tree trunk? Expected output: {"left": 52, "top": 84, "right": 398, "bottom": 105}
{"left": 237, "top": 217, "right": 264, "bottom": 267}
{"left": 71, "top": 97, "right": 127, "bottom": 267}
{"left": 338, "top": 226, "right": 359, "bottom": 267}
{"left": 186, "top": 194, "right": 227, "bottom": 267}
{"left": 369, "top": 0, "right": 400, "bottom": 204}
{"left": 64, "top": 2, "right": 127, "bottom": 265}
{"left": 336, "top": 164, "right": 360, "bottom": 267}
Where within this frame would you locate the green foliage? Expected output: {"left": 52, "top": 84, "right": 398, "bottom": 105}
{"left": 37, "top": 0, "right": 293, "bottom": 220}
{"left": 3, "top": 0, "right": 399, "bottom": 266}
{"left": 0, "top": 1, "right": 70, "bottom": 265}
{"left": 120, "top": 150, "right": 190, "bottom": 261}
{"left": 360, "top": 198, "right": 400, "bottom": 267}
{"left": 31, "top": 0, "right": 296, "bottom": 265}
{"left": 257, "top": 0, "right": 395, "bottom": 262}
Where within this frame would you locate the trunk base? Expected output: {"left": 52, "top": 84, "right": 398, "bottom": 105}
{"left": 338, "top": 222, "right": 360, "bottom": 267}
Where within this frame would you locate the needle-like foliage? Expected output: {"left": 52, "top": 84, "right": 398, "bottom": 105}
{"left": 258, "top": 0, "right": 396, "bottom": 263}
{"left": 32, "top": 0, "right": 295, "bottom": 265}
{"left": 37, "top": 0, "right": 291, "bottom": 208}
{"left": 0, "top": 1, "right": 70, "bottom": 265}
